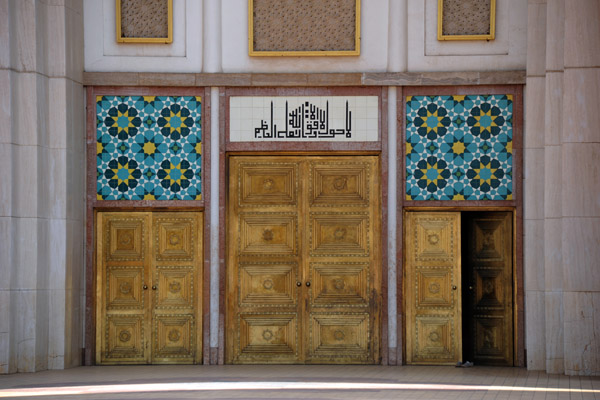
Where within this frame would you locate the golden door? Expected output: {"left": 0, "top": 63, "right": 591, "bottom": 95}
{"left": 463, "top": 212, "right": 513, "bottom": 366}
{"left": 404, "top": 212, "right": 462, "bottom": 364}
{"left": 227, "top": 155, "right": 381, "bottom": 364}
{"left": 96, "top": 211, "right": 203, "bottom": 364}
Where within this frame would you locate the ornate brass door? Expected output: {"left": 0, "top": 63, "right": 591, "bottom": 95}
{"left": 463, "top": 212, "right": 513, "bottom": 365}
{"left": 227, "top": 155, "right": 381, "bottom": 364}
{"left": 404, "top": 212, "right": 462, "bottom": 364}
{"left": 96, "top": 211, "right": 203, "bottom": 364}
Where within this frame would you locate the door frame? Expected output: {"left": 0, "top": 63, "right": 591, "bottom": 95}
{"left": 84, "top": 86, "right": 212, "bottom": 365}
{"left": 397, "top": 85, "right": 524, "bottom": 366}
{"left": 401, "top": 206, "right": 522, "bottom": 366}
{"left": 220, "top": 86, "right": 389, "bottom": 364}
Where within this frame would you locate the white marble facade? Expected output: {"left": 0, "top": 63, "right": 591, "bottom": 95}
{"left": 0, "top": 0, "right": 598, "bottom": 376}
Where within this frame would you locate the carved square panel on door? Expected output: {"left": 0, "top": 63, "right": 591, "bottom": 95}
{"left": 310, "top": 213, "right": 369, "bottom": 256}
{"left": 154, "top": 315, "right": 194, "bottom": 359}
{"left": 475, "top": 268, "right": 503, "bottom": 309}
{"left": 309, "top": 313, "right": 369, "bottom": 360}
{"left": 238, "top": 314, "right": 298, "bottom": 361}
{"left": 310, "top": 263, "right": 369, "bottom": 306}
{"left": 473, "top": 218, "right": 504, "bottom": 261}
{"left": 239, "top": 263, "right": 297, "bottom": 307}
{"left": 155, "top": 268, "right": 194, "bottom": 309}
{"left": 155, "top": 218, "right": 195, "bottom": 261}
{"left": 107, "top": 267, "right": 144, "bottom": 310}
{"left": 106, "top": 315, "right": 145, "bottom": 360}
{"left": 474, "top": 317, "right": 504, "bottom": 357}
{"left": 415, "top": 317, "right": 454, "bottom": 361}
{"left": 107, "top": 219, "right": 145, "bottom": 261}
{"left": 239, "top": 213, "right": 297, "bottom": 256}
{"left": 239, "top": 163, "right": 298, "bottom": 206}
{"left": 309, "top": 162, "right": 369, "bottom": 207}
{"left": 416, "top": 268, "right": 453, "bottom": 308}
{"left": 414, "top": 217, "right": 456, "bottom": 262}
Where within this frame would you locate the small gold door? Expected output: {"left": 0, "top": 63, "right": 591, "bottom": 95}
{"left": 227, "top": 155, "right": 381, "bottom": 364}
{"left": 404, "top": 212, "right": 462, "bottom": 364}
{"left": 405, "top": 211, "right": 514, "bottom": 365}
{"left": 96, "top": 211, "right": 203, "bottom": 364}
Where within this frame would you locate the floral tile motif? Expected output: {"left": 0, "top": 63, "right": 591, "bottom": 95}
{"left": 406, "top": 95, "right": 513, "bottom": 200}
{"left": 96, "top": 96, "right": 202, "bottom": 200}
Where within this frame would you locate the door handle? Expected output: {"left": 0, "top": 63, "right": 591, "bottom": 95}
{"left": 469, "top": 286, "right": 473, "bottom": 291}
{"left": 452, "top": 285, "right": 457, "bottom": 290}
{"left": 306, "top": 282, "right": 311, "bottom": 287}
{"left": 296, "top": 281, "right": 302, "bottom": 287}
{"left": 143, "top": 284, "right": 148, "bottom": 290}
{"left": 152, "top": 285, "right": 157, "bottom": 290}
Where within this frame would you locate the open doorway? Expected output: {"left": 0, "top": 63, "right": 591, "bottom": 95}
{"left": 404, "top": 210, "right": 514, "bottom": 366}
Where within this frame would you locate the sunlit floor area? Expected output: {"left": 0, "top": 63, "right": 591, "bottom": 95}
{"left": 1, "top": 365, "right": 599, "bottom": 400}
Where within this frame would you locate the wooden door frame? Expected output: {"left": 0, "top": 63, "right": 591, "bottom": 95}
{"left": 219, "top": 86, "right": 389, "bottom": 364}
{"left": 401, "top": 207, "right": 521, "bottom": 366}
{"left": 397, "top": 85, "right": 525, "bottom": 366}
{"left": 84, "top": 86, "right": 212, "bottom": 365}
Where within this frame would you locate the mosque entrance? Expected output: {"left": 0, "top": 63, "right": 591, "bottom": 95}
{"left": 404, "top": 211, "right": 514, "bottom": 366}
{"left": 95, "top": 211, "right": 203, "bottom": 364}
{"left": 226, "top": 155, "right": 381, "bottom": 364}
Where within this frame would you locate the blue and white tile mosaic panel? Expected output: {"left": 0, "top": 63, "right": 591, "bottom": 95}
{"left": 96, "top": 95, "right": 202, "bottom": 200}
{"left": 406, "top": 95, "right": 513, "bottom": 200}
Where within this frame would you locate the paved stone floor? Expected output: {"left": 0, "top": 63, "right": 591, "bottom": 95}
{"left": 0, "top": 365, "right": 599, "bottom": 400}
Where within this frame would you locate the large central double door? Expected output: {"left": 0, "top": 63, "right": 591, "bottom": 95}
{"left": 227, "top": 155, "right": 381, "bottom": 364}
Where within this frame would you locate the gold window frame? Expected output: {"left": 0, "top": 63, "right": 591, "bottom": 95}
{"left": 248, "top": 0, "right": 361, "bottom": 57}
{"left": 437, "top": 0, "right": 496, "bottom": 41}
{"left": 116, "top": 0, "right": 173, "bottom": 44}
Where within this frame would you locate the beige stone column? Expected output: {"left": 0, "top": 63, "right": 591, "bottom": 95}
{"left": 0, "top": 0, "right": 84, "bottom": 373}
{"left": 524, "top": 0, "right": 547, "bottom": 371}
{"left": 543, "top": 0, "right": 565, "bottom": 375}
{"left": 561, "top": 0, "right": 600, "bottom": 376}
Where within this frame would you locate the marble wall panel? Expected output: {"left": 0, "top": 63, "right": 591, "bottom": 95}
{"left": 526, "top": 3, "right": 547, "bottom": 76}
{"left": 563, "top": 0, "right": 600, "bottom": 68}
{"left": 525, "top": 290, "right": 546, "bottom": 370}
{"left": 0, "top": 70, "right": 10, "bottom": 144}
{"left": 545, "top": 0, "right": 564, "bottom": 71}
{"left": 561, "top": 143, "right": 600, "bottom": 217}
{"left": 524, "top": 219, "right": 545, "bottom": 291}
{"left": 564, "top": 291, "right": 600, "bottom": 375}
{"left": 524, "top": 77, "right": 545, "bottom": 148}
{"left": 545, "top": 291, "right": 564, "bottom": 373}
{"left": 524, "top": 147, "right": 545, "bottom": 220}
{"left": 562, "top": 69, "right": 600, "bottom": 144}
{"left": 562, "top": 217, "right": 600, "bottom": 292}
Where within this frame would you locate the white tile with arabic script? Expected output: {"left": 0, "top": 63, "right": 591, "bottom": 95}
{"left": 229, "top": 96, "right": 379, "bottom": 142}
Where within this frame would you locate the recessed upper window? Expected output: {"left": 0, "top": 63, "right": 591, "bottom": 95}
{"left": 249, "top": 0, "right": 360, "bottom": 56}
{"left": 116, "top": 0, "right": 173, "bottom": 44}
{"left": 438, "top": 0, "right": 496, "bottom": 41}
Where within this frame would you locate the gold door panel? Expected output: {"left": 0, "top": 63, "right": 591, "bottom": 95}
{"left": 106, "top": 218, "right": 146, "bottom": 261}
{"left": 238, "top": 314, "right": 299, "bottom": 362}
{"left": 96, "top": 211, "right": 203, "bottom": 365}
{"left": 239, "top": 213, "right": 298, "bottom": 256}
{"left": 310, "top": 213, "right": 369, "bottom": 256}
{"left": 308, "top": 313, "right": 370, "bottom": 362}
{"left": 105, "top": 315, "right": 145, "bottom": 361}
{"left": 239, "top": 163, "right": 298, "bottom": 206}
{"left": 405, "top": 212, "right": 461, "bottom": 365}
{"left": 310, "top": 263, "right": 369, "bottom": 306}
{"left": 239, "top": 263, "right": 298, "bottom": 307}
{"left": 227, "top": 155, "right": 380, "bottom": 364}
{"left": 309, "top": 162, "right": 370, "bottom": 206}
{"left": 106, "top": 267, "right": 145, "bottom": 310}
